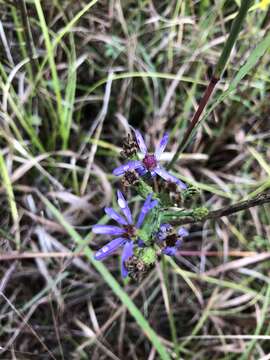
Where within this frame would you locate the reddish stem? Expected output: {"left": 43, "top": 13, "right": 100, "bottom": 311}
{"left": 168, "top": 75, "right": 219, "bottom": 169}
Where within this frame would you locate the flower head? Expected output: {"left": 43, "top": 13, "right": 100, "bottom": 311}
{"left": 113, "top": 130, "right": 187, "bottom": 189}
{"left": 92, "top": 190, "right": 158, "bottom": 277}
{"left": 156, "top": 224, "right": 189, "bottom": 256}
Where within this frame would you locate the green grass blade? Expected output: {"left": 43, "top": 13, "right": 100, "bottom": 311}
{"left": 62, "top": 36, "right": 77, "bottom": 148}
{"left": 239, "top": 284, "right": 270, "bottom": 359}
{"left": 87, "top": 71, "right": 207, "bottom": 94}
{"left": 169, "top": 259, "right": 263, "bottom": 300}
{"left": 248, "top": 147, "right": 270, "bottom": 177}
{"left": 53, "top": 0, "right": 99, "bottom": 47}
{"left": 0, "top": 152, "right": 20, "bottom": 249}
{"left": 31, "top": 0, "right": 99, "bottom": 92}
{"left": 194, "top": 30, "right": 270, "bottom": 137}
{"left": 0, "top": 63, "right": 44, "bottom": 152}
{"left": 34, "top": 0, "right": 65, "bottom": 147}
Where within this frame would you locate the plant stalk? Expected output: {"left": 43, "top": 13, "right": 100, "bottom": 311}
{"left": 166, "top": 192, "right": 270, "bottom": 226}
{"left": 168, "top": 0, "right": 254, "bottom": 169}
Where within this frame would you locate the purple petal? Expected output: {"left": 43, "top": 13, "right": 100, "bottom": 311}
{"left": 136, "top": 166, "right": 148, "bottom": 176}
{"left": 150, "top": 170, "right": 157, "bottom": 177}
{"left": 137, "top": 238, "right": 145, "bottom": 247}
{"left": 156, "top": 233, "right": 166, "bottom": 242}
{"left": 162, "top": 246, "right": 177, "bottom": 256}
{"left": 178, "top": 227, "right": 189, "bottom": 238}
{"left": 121, "top": 241, "right": 134, "bottom": 278}
{"left": 117, "top": 190, "right": 128, "bottom": 208}
{"left": 95, "top": 237, "right": 126, "bottom": 260}
{"left": 160, "top": 223, "right": 173, "bottom": 233}
{"left": 155, "top": 132, "right": 169, "bottom": 159}
{"left": 117, "top": 190, "right": 133, "bottom": 224}
{"left": 135, "top": 130, "right": 147, "bottom": 155}
{"left": 113, "top": 160, "right": 143, "bottom": 176}
{"left": 136, "top": 194, "right": 157, "bottom": 228}
{"left": 154, "top": 166, "right": 187, "bottom": 190}
{"left": 92, "top": 225, "right": 125, "bottom": 236}
{"left": 150, "top": 199, "right": 158, "bottom": 208}
{"left": 105, "top": 207, "right": 128, "bottom": 226}
{"left": 175, "top": 239, "right": 182, "bottom": 249}
{"left": 137, "top": 166, "right": 147, "bottom": 176}
{"left": 156, "top": 223, "right": 173, "bottom": 242}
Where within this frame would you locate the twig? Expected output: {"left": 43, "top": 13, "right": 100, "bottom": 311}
{"left": 168, "top": 0, "right": 254, "bottom": 169}
{"left": 177, "top": 250, "right": 265, "bottom": 257}
{"left": 0, "top": 250, "right": 268, "bottom": 263}
{"left": 0, "top": 251, "right": 83, "bottom": 261}
{"left": 169, "top": 192, "right": 270, "bottom": 226}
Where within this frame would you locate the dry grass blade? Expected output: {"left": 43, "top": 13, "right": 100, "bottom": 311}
{"left": 80, "top": 72, "right": 113, "bottom": 195}
{"left": 204, "top": 253, "right": 270, "bottom": 276}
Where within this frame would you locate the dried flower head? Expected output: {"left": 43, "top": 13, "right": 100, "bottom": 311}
{"left": 121, "top": 169, "right": 140, "bottom": 188}
{"left": 125, "top": 255, "right": 154, "bottom": 281}
{"left": 120, "top": 133, "right": 138, "bottom": 159}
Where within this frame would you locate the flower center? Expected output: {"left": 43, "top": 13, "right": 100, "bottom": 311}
{"left": 123, "top": 225, "right": 136, "bottom": 239}
{"left": 165, "top": 234, "right": 177, "bottom": 247}
{"left": 142, "top": 153, "right": 157, "bottom": 170}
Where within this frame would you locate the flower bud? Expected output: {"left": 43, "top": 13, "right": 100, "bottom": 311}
{"left": 193, "top": 207, "right": 209, "bottom": 220}
{"left": 139, "top": 247, "right": 157, "bottom": 265}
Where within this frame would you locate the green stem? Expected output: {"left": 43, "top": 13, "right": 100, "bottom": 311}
{"left": 214, "top": 0, "right": 254, "bottom": 78}
{"left": 161, "top": 258, "right": 179, "bottom": 359}
{"left": 163, "top": 192, "right": 270, "bottom": 226}
{"left": 168, "top": 0, "right": 254, "bottom": 169}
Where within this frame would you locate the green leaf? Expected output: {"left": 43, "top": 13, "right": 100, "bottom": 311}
{"left": 196, "top": 31, "right": 270, "bottom": 135}
{"left": 34, "top": 0, "right": 64, "bottom": 146}
{"left": 0, "top": 152, "right": 20, "bottom": 249}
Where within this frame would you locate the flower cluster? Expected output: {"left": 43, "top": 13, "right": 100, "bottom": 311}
{"left": 93, "top": 129, "right": 191, "bottom": 280}
{"left": 113, "top": 130, "right": 187, "bottom": 189}
{"left": 93, "top": 191, "right": 157, "bottom": 277}
{"left": 156, "top": 224, "right": 189, "bottom": 256}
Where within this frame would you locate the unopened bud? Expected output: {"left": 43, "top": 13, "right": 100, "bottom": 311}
{"left": 193, "top": 207, "right": 209, "bottom": 220}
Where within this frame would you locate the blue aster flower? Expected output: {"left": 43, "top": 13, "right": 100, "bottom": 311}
{"left": 156, "top": 224, "right": 189, "bottom": 256}
{"left": 92, "top": 190, "right": 158, "bottom": 278}
{"left": 113, "top": 130, "right": 187, "bottom": 189}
